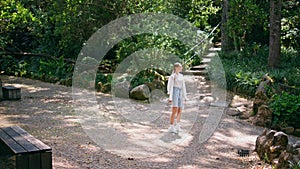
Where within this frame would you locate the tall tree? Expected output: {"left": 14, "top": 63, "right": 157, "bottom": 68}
{"left": 268, "top": 0, "right": 282, "bottom": 68}
{"left": 221, "top": 0, "right": 234, "bottom": 52}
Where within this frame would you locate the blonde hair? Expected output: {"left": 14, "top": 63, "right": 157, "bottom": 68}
{"left": 173, "top": 62, "right": 182, "bottom": 73}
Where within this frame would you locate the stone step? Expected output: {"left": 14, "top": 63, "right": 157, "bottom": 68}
{"left": 208, "top": 47, "right": 221, "bottom": 52}
{"left": 182, "top": 70, "right": 208, "bottom": 76}
{"left": 190, "top": 64, "right": 207, "bottom": 71}
{"left": 198, "top": 89, "right": 211, "bottom": 94}
{"left": 197, "top": 84, "right": 211, "bottom": 90}
{"left": 198, "top": 93, "right": 213, "bottom": 98}
{"left": 201, "top": 58, "right": 212, "bottom": 64}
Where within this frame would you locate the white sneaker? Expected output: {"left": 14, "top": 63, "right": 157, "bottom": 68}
{"left": 175, "top": 124, "right": 181, "bottom": 132}
{"left": 169, "top": 125, "right": 177, "bottom": 133}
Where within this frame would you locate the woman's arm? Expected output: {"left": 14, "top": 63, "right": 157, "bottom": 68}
{"left": 182, "top": 77, "right": 188, "bottom": 100}
{"left": 167, "top": 74, "right": 174, "bottom": 101}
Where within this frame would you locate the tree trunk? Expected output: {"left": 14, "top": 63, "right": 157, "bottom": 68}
{"left": 268, "top": 0, "right": 282, "bottom": 69}
{"left": 221, "top": 0, "right": 234, "bottom": 52}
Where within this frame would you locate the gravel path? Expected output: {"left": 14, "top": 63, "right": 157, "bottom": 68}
{"left": 0, "top": 75, "right": 279, "bottom": 169}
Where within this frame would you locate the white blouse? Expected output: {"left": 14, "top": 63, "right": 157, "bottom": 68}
{"left": 167, "top": 73, "right": 187, "bottom": 101}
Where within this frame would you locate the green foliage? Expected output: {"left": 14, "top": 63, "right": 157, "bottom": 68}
{"left": 186, "top": 0, "right": 220, "bottom": 29}
{"left": 30, "top": 57, "right": 73, "bottom": 83}
{"left": 119, "top": 0, "right": 220, "bottom": 29}
{"left": 289, "top": 160, "right": 300, "bottom": 169}
{"left": 115, "top": 34, "right": 198, "bottom": 68}
{"left": 281, "top": 1, "right": 300, "bottom": 49}
{"left": 0, "top": 0, "right": 299, "bottom": 93}
{"left": 226, "top": 0, "right": 269, "bottom": 51}
{"left": 269, "top": 92, "right": 300, "bottom": 128}
{"left": 0, "top": 0, "right": 37, "bottom": 51}
{"left": 225, "top": 0, "right": 299, "bottom": 51}
{"left": 212, "top": 44, "right": 268, "bottom": 96}
{"left": 130, "top": 68, "right": 166, "bottom": 89}
{"left": 0, "top": 0, "right": 219, "bottom": 86}
{"left": 213, "top": 44, "right": 300, "bottom": 97}
{"left": 95, "top": 73, "right": 112, "bottom": 93}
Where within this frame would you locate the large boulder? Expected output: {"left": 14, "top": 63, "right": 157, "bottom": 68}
{"left": 255, "top": 129, "right": 291, "bottom": 167}
{"left": 252, "top": 105, "right": 272, "bottom": 127}
{"left": 145, "top": 78, "right": 165, "bottom": 91}
{"left": 113, "top": 81, "right": 130, "bottom": 98}
{"left": 252, "top": 74, "right": 274, "bottom": 127}
{"left": 255, "top": 129, "right": 276, "bottom": 161}
{"left": 129, "top": 84, "right": 150, "bottom": 100}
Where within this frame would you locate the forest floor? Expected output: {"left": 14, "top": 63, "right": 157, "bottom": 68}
{"left": 2, "top": 75, "right": 298, "bottom": 169}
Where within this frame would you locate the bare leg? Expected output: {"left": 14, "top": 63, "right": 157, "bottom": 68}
{"left": 176, "top": 107, "right": 182, "bottom": 123}
{"left": 170, "top": 107, "right": 178, "bottom": 125}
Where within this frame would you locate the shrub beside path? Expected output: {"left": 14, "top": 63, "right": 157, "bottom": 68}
{"left": 1, "top": 48, "right": 296, "bottom": 168}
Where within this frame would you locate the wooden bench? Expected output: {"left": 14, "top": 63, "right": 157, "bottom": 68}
{"left": 0, "top": 126, "right": 52, "bottom": 169}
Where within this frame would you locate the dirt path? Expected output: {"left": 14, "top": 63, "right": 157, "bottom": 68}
{"left": 0, "top": 74, "right": 281, "bottom": 169}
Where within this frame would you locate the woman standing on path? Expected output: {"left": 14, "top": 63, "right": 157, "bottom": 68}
{"left": 167, "top": 62, "right": 188, "bottom": 133}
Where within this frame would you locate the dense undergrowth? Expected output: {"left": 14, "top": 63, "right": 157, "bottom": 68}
{"left": 211, "top": 44, "right": 300, "bottom": 97}
{"left": 209, "top": 44, "right": 300, "bottom": 131}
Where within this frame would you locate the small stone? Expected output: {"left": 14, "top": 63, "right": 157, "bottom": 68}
{"left": 294, "top": 141, "right": 300, "bottom": 148}
{"left": 226, "top": 108, "right": 241, "bottom": 116}
{"left": 266, "top": 130, "right": 276, "bottom": 139}
{"left": 236, "top": 105, "right": 247, "bottom": 113}
{"left": 281, "top": 126, "right": 295, "bottom": 135}
{"left": 286, "top": 143, "right": 294, "bottom": 152}
{"left": 239, "top": 113, "right": 250, "bottom": 119}
{"left": 297, "top": 148, "right": 300, "bottom": 156}
{"left": 273, "top": 131, "right": 288, "bottom": 147}
{"left": 294, "top": 129, "right": 300, "bottom": 137}
{"left": 201, "top": 96, "right": 214, "bottom": 103}
{"left": 293, "top": 155, "right": 299, "bottom": 162}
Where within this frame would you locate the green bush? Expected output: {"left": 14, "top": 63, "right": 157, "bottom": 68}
{"left": 31, "top": 57, "right": 73, "bottom": 83}
{"left": 95, "top": 73, "right": 112, "bottom": 93}
{"left": 130, "top": 69, "right": 166, "bottom": 90}
{"left": 213, "top": 44, "right": 300, "bottom": 97}
{"left": 269, "top": 92, "right": 300, "bottom": 128}
{"left": 0, "top": 55, "right": 18, "bottom": 75}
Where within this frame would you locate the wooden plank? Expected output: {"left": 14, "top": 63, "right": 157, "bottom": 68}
{"left": 0, "top": 129, "right": 27, "bottom": 154}
{"left": 2, "top": 127, "right": 39, "bottom": 153}
{"left": 28, "top": 153, "right": 41, "bottom": 169}
{"left": 16, "top": 154, "right": 29, "bottom": 169}
{"left": 11, "top": 126, "right": 51, "bottom": 151}
{"left": 41, "top": 151, "right": 52, "bottom": 169}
